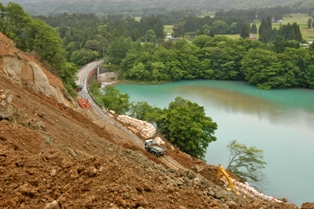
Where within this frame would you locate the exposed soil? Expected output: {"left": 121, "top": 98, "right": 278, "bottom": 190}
{"left": 0, "top": 32, "right": 312, "bottom": 209}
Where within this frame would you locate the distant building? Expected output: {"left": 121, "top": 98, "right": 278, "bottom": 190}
{"left": 249, "top": 34, "right": 257, "bottom": 40}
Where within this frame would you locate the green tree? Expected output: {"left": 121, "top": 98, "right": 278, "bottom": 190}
{"left": 212, "top": 20, "right": 229, "bottom": 34}
{"left": 192, "top": 35, "right": 212, "bottom": 49}
{"left": 4, "top": 2, "right": 31, "bottom": 48}
{"left": 240, "top": 22, "right": 250, "bottom": 39}
{"left": 143, "top": 29, "right": 157, "bottom": 43}
{"left": 258, "top": 16, "right": 272, "bottom": 43}
{"left": 107, "top": 36, "right": 132, "bottom": 65}
{"left": 100, "top": 86, "right": 130, "bottom": 114}
{"left": 308, "top": 18, "right": 312, "bottom": 28}
{"left": 89, "top": 81, "right": 104, "bottom": 105}
{"left": 226, "top": 140, "right": 267, "bottom": 185}
{"left": 251, "top": 23, "right": 257, "bottom": 34}
{"left": 156, "top": 97, "right": 218, "bottom": 159}
{"left": 241, "top": 48, "right": 295, "bottom": 89}
{"left": 129, "top": 101, "right": 157, "bottom": 121}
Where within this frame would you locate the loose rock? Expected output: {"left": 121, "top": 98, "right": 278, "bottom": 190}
{"left": 50, "top": 169, "right": 57, "bottom": 177}
{"left": 44, "top": 200, "right": 60, "bottom": 209}
{"left": 227, "top": 200, "right": 237, "bottom": 209}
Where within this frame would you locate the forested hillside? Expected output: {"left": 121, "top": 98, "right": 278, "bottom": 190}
{"left": 0, "top": 2, "right": 77, "bottom": 95}
{"left": 1, "top": 0, "right": 307, "bottom": 15}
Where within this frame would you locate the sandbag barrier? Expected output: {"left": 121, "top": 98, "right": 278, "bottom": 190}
{"left": 220, "top": 176, "right": 283, "bottom": 202}
{"left": 117, "top": 115, "right": 156, "bottom": 139}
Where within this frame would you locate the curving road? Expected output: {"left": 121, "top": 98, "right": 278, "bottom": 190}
{"left": 75, "top": 60, "right": 186, "bottom": 171}
{"left": 75, "top": 60, "right": 109, "bottom": 121}
{"left": 76, "top": 60, "right": 104, "bottom": 91}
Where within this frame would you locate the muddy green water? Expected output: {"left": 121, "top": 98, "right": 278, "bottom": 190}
{"left": 115, "top": 80, "right": 314, "bottom": 206}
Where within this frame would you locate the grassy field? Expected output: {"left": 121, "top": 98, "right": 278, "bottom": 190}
{"left": 282, "top": 14, "right": 314, "bottom": 41}
{"left": 163, "top": 14, "right": 314, "bottom": 42}
{"left": 253, "top": 14, "right": 314, "bottom": 41}
{"left": 164, "top": 25, "right": 173, "bottom": 34}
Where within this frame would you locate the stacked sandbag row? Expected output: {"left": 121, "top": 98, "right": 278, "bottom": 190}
{"left": 117, "top": 115, "right": 156, "bottom": 138}
{"left": 220, "top": 176, "right": 283, "bottom": 203}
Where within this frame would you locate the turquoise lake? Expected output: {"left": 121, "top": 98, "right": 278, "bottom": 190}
{"left": 115, "top": 80, "right": 314, "bottom": 206}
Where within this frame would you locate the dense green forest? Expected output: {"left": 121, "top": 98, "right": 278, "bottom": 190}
{"left": 109, "top": 35, "right": 314, "bottom": 90}
{"left": 1, "top": 0, "right": 310, "bottom": 15}
{"left": 32, "top": 12, "right": 255, "bottom": 66}
{"left": 35, "top": 13, "right": 164, "bottom": 66}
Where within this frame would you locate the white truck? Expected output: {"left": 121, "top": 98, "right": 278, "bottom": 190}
{"left": 144, "top": 139, "right": 166, "bottom": 157}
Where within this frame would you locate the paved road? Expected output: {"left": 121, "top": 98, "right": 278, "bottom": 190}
{"left": 75, "top": 61, "right": 185, "bottom": 171}
{"left": 75, "top": 60, "right": 110, "bottom": 121}
{"left": 76, "top": 60, "right": 104, "bottom": 91}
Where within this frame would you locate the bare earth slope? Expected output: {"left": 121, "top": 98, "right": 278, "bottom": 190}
{"left": 0, "top": 32, "right": 311, "bottom": 209}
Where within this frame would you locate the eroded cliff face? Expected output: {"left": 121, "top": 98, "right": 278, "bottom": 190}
{"left": 0, "top": 32, "right": 76, "bottom": 108}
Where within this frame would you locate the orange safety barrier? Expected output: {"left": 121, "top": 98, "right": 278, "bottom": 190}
{"left": 77, "top": 98, "right": 91, "bottom": 109}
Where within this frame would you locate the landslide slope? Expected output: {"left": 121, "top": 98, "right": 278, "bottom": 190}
{"left": 0, "top": 32, "right": 305, "bottom": 209}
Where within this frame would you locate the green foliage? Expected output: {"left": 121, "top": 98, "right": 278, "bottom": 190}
{"left": 226, "top": 140, "right": 267, "bottom": 184}
{"left": 156, "top": 97, "right": 218, "bottom": 159}
{"left": 129, "top": 101, "right": 158, "bottom": 122}
{"left": 307, "top": 18, "right": 312, "bottom": 28}
{"left": 107, "top": 36, "right": 133, "bottom": 65}
{"left": 100, "top": 86, "right": 130, "bottom": 115}
{"left": 143, "top": 29, "right": 157, "bottom": 43}
{"left": 0, "top": 3, "right": 77, "bottom": 95}
{"left": 89, "top": 81, "right": 105, "bottom": 106}
{"left": 241, "top": 48, "right": 296, "bottom": 89}
{"left": 258, "top": 16, "right": 272, "bottom": 43}
{"left": 259, "top": 16, "right": 303, "bottom": 43}
{"left": 212, "top": 20, "right": 229, "bottom": 34}
{"left": 117, "top": 33, "right": 313, "bottom": 90}
{"left": 240, "top": 22, "right": 250, "bottom": 39}
{"left": 251, "top": 23, "right": 257, "bottom": 34}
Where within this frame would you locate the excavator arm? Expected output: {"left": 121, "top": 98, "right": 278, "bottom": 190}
{"left": 217, "top": 164, "right": 234, "bottom": 192}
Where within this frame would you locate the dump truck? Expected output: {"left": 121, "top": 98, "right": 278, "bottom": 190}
{"left": 144, "top": 139, "right": 166, "bottom": 157}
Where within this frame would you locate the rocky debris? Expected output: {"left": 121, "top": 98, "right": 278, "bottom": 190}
{"left": 301, "top": 202, "right": 314, "bottom": 209}
{"left": 220, "top": 175, "right": 283, "bottom": 202}
{"left": 44, "top": 200, "right": 61, "bottom": 209}
{"left": 0, "top": 89, "right": 14, "bottom": 120}
{"left": 227, "top": 200, "right": 238, "bottom": 209}
{"left": 86, "top": 166, "right": 98, "bottom": 177}
{"left": 50, "top": 169, "right": 57, "bottom": 176}
{"left": 117, "top": 115, "right": 156, "bottom": 138}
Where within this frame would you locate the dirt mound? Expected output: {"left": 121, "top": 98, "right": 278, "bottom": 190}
{"left": 0, "top": 32, "right": 303, "bottom": 208}
{"left": 301, "top": 203, "right": 314, "bottom": 209}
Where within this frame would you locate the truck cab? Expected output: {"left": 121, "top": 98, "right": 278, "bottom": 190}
{"left": 145, "top": 139, "right": 166, "bottom": 157}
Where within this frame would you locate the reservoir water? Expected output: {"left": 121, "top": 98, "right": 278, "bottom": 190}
{"left": 115, "top": 80, "right": 314, "bottom": 206}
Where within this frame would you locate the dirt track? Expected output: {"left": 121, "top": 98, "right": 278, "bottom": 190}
{"left": 0, "top": 32, "right": 312, "bottom": 208}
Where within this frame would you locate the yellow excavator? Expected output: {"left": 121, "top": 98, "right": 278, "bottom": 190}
{"left": 216, "top": 164, "right": 235, "bottom": 192}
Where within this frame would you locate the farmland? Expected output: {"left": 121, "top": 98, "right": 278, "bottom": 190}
{"left": 163, "top": 13, "right": 314, "bottom": 42}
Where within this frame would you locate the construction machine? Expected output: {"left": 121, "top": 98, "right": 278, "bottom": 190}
{"left": 216, "top": 164, "right": 235, "bottom": 192}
